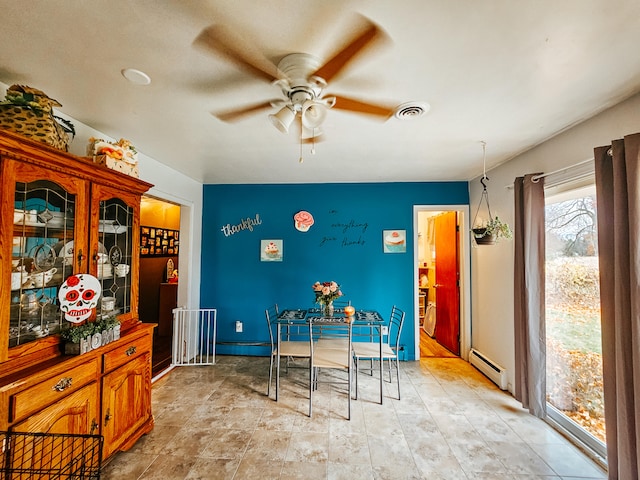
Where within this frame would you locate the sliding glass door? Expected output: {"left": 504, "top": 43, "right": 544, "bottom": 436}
{"left": 544, "top": 182, "right": 606, "bottom": 458}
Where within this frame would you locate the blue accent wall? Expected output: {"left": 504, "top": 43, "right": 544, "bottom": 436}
{"left": 200, "top": 182, "right": 468, "bottom": 360}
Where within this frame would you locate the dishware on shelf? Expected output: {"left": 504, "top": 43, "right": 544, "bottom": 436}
{"left": 98, "top": 220, "right": 126, "bottom": 234}
{"left": 27, "top": 210, "right": 38, "bottom": 223}
{"left": 38, "top": 210, "right": 72, "bottom": 228}
{"left": 20, "top": 292, "right": 38, "bottom": 311}
{"left": 13, "top": 209, "right": 24, "bottom": 224}
{"left": 101, "top": 296, "right": 115, "bottom": 312}
{"left": 11, "top": 271, "right": 30, "bottom": 290}
{"left": 31, "top": 267, "right": 57, "bottom": 288}
{"left": 14, "top": 208, "right": 44, "bottom": 226}
{"left": 97, "top": 263, "right": 113, "bottom": 279}
{"left": 11, "top": 266, "right": 31, "bottom": 290}
{"left": 31, "top": 325, "right": 47, "bottom": 338}
{"left": 114, "top": 264, "right": 130, "bottom": 277}
{"left": 58, "top": 241, "right": 107, "bottom": 263}
{"left": 30, "top": 243, "right": 57, "bottom": 271}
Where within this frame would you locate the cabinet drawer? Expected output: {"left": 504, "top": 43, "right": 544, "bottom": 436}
{"left": 11, "top": 359, "right": 100, "bottom": 423}
{"left": 103, "top": 333, "right": 151, "bottom": 373}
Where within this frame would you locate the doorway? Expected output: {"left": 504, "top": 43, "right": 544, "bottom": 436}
{"left": 139, "top": 195, "right": 181, "bottom": 376}
{"left": 414, "top": 206, "right": 471, "bottom": 360}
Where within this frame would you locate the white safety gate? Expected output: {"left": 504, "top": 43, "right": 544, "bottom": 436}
{"left": 172, "top": 308, "right": 217, "bottom": 366}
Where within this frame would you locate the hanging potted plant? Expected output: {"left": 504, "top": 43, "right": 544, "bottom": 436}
{"left": 471, "top": 142, "right": 512, "bottom": 245}
{"left": 472, "top": 215, "right": 512, "bottom": 245}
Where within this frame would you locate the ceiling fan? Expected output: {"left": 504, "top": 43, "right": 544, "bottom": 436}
{"left": 194, "top": 14, "right": 397, "bottom": 140}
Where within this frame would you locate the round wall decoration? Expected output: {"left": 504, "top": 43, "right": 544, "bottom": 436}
{"left": 294, "top": 210, "right": 314, "bottom": 232}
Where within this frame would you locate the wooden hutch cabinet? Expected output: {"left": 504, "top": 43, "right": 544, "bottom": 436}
{"left": 0, "top": 129, "right": 155, "bottom": 461}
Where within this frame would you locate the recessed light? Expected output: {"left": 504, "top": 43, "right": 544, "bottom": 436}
{"left": 121, "top": 68, "right": 151, "bottom": 86}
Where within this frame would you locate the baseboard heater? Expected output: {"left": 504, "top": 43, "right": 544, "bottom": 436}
{"left": 469, "top": 348, "right": 508, "bottom": 390}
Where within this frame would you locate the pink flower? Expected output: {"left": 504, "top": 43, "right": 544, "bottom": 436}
{"left": 312, "top": 280, "right": 344, "bottom": 305}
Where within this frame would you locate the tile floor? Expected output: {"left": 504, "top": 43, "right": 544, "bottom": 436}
{"left": 101, "top": 355, "right": 607, "bottom": 480}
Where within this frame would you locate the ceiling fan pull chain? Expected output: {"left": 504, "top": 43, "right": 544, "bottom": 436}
{"left": 299, "top": 119, "right": 304, "bottom": 163}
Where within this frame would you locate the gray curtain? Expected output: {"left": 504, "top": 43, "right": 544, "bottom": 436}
{"left": 594, "top": 133, "right": 640, "bottom": 480}
{"left": 513, "top": 173, "right": 546, "bottom": 417}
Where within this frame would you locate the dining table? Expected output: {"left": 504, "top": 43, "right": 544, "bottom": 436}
{"left": 275, "top": 307, "right": 386, "bottom": 405}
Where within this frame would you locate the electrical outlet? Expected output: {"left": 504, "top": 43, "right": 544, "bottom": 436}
{"left": 382, "top": 326, "right": 388, "bottom": 335}
{"left": 235, "top": 321, "right": 243, "bottom": 333}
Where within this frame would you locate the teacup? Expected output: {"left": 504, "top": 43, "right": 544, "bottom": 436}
{"left": 114, "top": 264, "right": 130, "bottom": 277}
{"left": 101, "top": 296, "right": 115, "bottom": 312}
{"left": 32, "top": 267, "right": 57, "bottom": 288}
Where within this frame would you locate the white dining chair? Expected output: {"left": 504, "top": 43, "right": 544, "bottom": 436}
{"left": 352, "top": 305, "right": 405, "bottom": 400}
{"left": 308, "top": 317, "right": 353, "bottom": 420}
{"left": 265, "top": 304, "right": 310, "bottom": 400}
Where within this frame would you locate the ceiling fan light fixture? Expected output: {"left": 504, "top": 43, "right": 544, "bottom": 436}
{"left": 269, "top": 106, "right": 296, "bottom": 133}
{"left": 301, "top": 100, "right": 327, "bottom": 129}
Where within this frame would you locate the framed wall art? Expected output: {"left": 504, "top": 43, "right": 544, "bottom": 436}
{"left": 261, "top": 239, "right": 283, "bottom": 262}
{"left": 383, "top": 229, "right": 406, "bottom": 253}
{"left": 140, "top": 226, "right": 179, "bottom": 257}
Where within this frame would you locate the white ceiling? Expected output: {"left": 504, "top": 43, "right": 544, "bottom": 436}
{"left": 1, "top": 0, "right": 640, "bottom": 184}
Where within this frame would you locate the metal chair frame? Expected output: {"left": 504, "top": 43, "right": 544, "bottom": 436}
{"left": 308, "top": 318, "right": 353, "bottom": 420}
{"left": 352, "top": 305, "right": 405, "bottom": 400}
{"left": 265, "top": 304, "right": 310, "bottom": 400}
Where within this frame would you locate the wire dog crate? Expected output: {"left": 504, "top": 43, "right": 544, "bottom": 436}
{"left": 0, "top": 430, "right": 103, "bottom": 479}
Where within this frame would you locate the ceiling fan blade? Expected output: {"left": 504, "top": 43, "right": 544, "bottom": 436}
{"left": 311, "top": 14, "right": 388, "bottom": 83}
{"left": 330, "top": 95, "right": 396, "bottom": 119}
{"left": 195, "top": 25, "right": 285, "bottom": 83}
{"left": 213, "top": 100, "right": 276, "bottom": 123}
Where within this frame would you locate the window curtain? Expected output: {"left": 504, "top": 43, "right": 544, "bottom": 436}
{"left": 594, "top": 132, "right": 640, "bottom": 480}
{"left": 513, "top": 173, "right": 546, "bottom": 417}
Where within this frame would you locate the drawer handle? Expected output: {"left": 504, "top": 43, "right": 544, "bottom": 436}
{"left": 91, "top": 419, "right": 98, "bottom": 434}
{"left": 104, "top": 409, "right": 112, "bottom": 426}
{"left": 52, "top": 377, "right": 73, "bottom": 392}
{"left": 126, "top": 346, "right": 137, "bottom": 356}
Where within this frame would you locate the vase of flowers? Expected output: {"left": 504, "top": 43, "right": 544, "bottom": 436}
{"left": 312, "top": 281, "right": 343, "bottom": 316}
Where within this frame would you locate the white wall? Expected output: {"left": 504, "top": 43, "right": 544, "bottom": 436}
{"left": 1, "top": 83, "right": 203, "bottom": 310}
{"left": 469, "top": 91, "right": 640, "bottom": 393}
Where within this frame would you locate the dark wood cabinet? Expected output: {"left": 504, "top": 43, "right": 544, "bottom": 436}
{"left": 158, "top": 283, "right": 178, "bottom": 337}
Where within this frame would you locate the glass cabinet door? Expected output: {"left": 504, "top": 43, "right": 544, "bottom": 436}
{"left": 10, "top": 175, "right": 88, "bottom": 348}
{"left": 91, "top": 185, "right": 141, "bottom": 328}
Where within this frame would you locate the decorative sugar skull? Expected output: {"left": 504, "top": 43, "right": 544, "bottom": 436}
{"left": 58, "top": 274, "right": 102, "bottom": 323}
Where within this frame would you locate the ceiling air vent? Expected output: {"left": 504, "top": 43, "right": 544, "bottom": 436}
{"left": 394, "top": 101, "right": 430, "bottom": 120}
